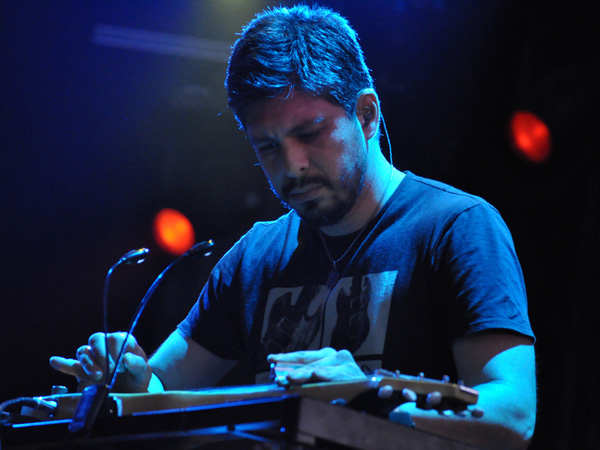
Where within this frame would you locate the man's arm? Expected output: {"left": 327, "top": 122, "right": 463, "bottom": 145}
{"left": 269, "top": 331, "right": 536, "bottom": 450}
{"left": 149, "top": 329, "right": 237, "bottom": 390}
{"left": 50, "top": 330, "right": 237, "bottom": 392}
{"left": 392, "top": 331, "right": 536, "bottom": 450}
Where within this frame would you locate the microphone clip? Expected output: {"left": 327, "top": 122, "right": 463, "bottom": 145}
{"left": 68, "top": 384, "right": 111, "bottom": 434}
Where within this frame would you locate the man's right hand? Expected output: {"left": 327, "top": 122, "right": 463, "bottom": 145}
{"left": 49, "top": 332, "right": 152, "bottom": 393}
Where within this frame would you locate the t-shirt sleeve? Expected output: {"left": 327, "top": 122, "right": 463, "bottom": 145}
{"left": 434, "top": 202, "right": 535, "bottom": 341}
{"left": 176, "top": 215, "right": 299, "bottom": 361}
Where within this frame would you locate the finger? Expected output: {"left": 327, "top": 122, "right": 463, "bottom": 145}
{"left": 285, "top": 367, "right": 319, "bottom": 384}
{"left": 122, "top": 353, "right": 151, "bottom": 381}
{"left": 76, "top": 345, "right": 104, "bottom": 381}
{"left": 105, "top": 333, "right": 129, "bottom": 372}
{"left": 389, "top": 402, "right": 417, "bottom": 427}
{"left": 312, "top": 361, "right": 365, "bottom": 381}
{"left": 88, "top": 332, "right": 138, "bottom": 374}
{"left": 106, "top": 333, "right": 145, "bottom": 369}
{"left": 286, "top": 363, "right": 361, "bottom": 384}
{"left": 469, "top": 406, "right": 484, "bottom": 418}
{"left": 314, "top": 348, "right": 355, "bottom": 366}
{"left": 268, "top": 347, "right": 336, "bottom": 364}
{"left": 286, "top": 366, "right": 314, "bottom": 381}
{"left": 109, "top": 352, "right": 152, "bottom": 392}
{"left": 107, "top": 332, "right": 138, "bottom": 355}
{"left": 88, "top": 332, "right": 110, "bottom": 372}
{"left": 272, "top": 349, "right": 364, "bottom": 384}
{"left": 119, "top": 333, "right": 147, "bottom": 359}
{"left": 49, "top": 356, "right": 86, "bottom": 379}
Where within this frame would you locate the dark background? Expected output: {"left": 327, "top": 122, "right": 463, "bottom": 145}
{"left": 1, "top": 1, "right": 598, "bottom": 448}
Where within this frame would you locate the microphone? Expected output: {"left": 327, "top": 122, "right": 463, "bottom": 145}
{"left": 184, "top": 239, "right": 214, "bottom": 257}
{"left": 108, "top": 240, "right": 214, "bottom": 390}
{"left": 103, "top": 248, "right": 150, "bottom": 384}
{"left": 119, "top": 248, "right": 149, "bottom": 265}
{"left": 70, "top": 247, "right": 149, "bottom": 434}
{"left": 69, "top": 241, "right": 214, "bottom": 434}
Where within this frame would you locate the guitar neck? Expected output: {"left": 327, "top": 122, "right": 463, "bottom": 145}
{"left": 42, "top": 375, "right": 477, "bottom": 420}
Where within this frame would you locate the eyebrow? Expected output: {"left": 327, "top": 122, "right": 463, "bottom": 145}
{"left": 290, "top": 116, "right": 326, "bottom": 134}
{"left": 249, "top": 116, "right": 327, "bottom": 146}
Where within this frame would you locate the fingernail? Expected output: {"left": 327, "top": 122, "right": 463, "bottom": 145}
{"left": 92, "top": 371, "right": 103, "bottom": 380}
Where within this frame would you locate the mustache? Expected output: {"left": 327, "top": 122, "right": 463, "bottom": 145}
{"left": 281, "top": 176, "right": 332, "bottom": 198}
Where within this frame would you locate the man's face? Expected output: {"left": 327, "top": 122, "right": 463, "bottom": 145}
{"left": 245, "top": 91, "right": 368, "bottom": 227}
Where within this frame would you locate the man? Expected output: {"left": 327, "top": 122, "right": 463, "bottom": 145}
{"left": 50, "top": 5, "right": 536, "bottom": 448}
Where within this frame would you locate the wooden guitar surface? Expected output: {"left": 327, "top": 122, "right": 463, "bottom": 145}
{"left": 40, "top": 374, "right": 478, "bottom": 421}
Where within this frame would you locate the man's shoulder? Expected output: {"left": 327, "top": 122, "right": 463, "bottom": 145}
{"left": 387, "top": 172, "right": 504, "bottom": 236}
{"left": 248, "top": 210, "right": 300, "bottom": 235}
{"left": 216, "top": 211, "right": 300, "bottom": 276}
{"left": 234, "top": 210, "right": 301, "bottom": 253}
{"left": 401, "top": 171, "right": 493, "bottom": 213}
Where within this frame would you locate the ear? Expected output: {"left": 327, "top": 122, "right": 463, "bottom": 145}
{"left": 355, "top": 89, "right": 380, "bottom": 140}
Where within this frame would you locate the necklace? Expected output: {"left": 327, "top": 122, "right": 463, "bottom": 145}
{"left": 319, "top": 169, "right": 395, "bottom": 289}
{"left": 319, "top": 227, "right": 369, "bottom": 288}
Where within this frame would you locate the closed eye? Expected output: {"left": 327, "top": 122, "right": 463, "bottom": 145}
{"left": 255, "top": 141, "right": 279, "bottom": 156}
{"left": 297, "top": 128, "right": 322, "bottom": 143}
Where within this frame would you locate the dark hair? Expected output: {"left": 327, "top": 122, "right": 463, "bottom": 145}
{"left": 226, "top": 5, "right": 373, "bottom": 127}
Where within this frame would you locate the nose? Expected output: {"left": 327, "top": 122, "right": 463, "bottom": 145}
{"left": 281, "top": 141, "right": 309, "bottom": 177}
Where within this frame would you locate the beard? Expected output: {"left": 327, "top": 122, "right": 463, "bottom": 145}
{"left": 270, "top": 157, "right": 367, "bottom": 227}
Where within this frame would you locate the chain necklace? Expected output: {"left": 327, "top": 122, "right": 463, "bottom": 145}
{"left": 319, "top": 225, "right": 369, "bottom": 288}
{"left": 319, "top": 169, "right": 395, "bottom": 289}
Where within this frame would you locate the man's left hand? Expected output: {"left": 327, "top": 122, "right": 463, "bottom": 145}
{"left": 268, "top": 347, "right": 367, "bottom": 385}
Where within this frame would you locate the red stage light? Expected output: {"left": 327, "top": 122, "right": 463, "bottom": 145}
{"left": 153, "top": 208, "right": 195, "bottom": 255}
{"left": 509, "top": 111, "right": 552, "bottom": 163}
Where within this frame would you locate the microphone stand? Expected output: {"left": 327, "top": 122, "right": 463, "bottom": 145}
{"left": 108, "top": 240, "right": 214, "bottom": 390}
{"left": 68, "top": 240, "right": 213, "bottom": 434}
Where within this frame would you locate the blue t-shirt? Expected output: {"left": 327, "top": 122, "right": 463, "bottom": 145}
{"left": 179, "top": 172, "right": 534, "bottom": 383}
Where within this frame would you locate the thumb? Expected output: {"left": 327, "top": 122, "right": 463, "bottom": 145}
{"left": 123, "top": 353, "right": 152, "bottom": 390}
{"left": 109, "top": 351, "right": 152, "bottom": 393}
{"left": 122, "top": 353, "right": 151, "bottom": 383}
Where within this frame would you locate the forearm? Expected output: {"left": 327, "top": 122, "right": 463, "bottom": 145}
{"left": 391, "top": 382, "right": 535, "bottom": 450}
{"left": 149, "top": 330, "right": 237, "bottom": 390}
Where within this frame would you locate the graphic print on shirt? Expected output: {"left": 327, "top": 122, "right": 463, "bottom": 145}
{"left": 256, "top": 271, "right": 397, "bottom": 378}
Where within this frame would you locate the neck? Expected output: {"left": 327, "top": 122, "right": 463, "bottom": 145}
{"left": 320, "top": 153, "right": 403, "bottom": 237}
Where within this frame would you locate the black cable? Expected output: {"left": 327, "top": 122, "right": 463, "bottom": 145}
{"left": 107, "top": 240, "right": 214, "bottom": 391}
{"left": 102, "top": 248, "right": 149, "bottom": 386}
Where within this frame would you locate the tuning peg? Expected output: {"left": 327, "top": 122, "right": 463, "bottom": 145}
{"left": 330, "top": 398, "right": 347, "bottom": 407}
{"left": 377, "top": 385, "right": 394, "bottom": 399}
{"left": 402, "top": 388, "right": 417, "bottom": 402}
{"left": 373, "top": 368, "right": 394, "bottom": 378}
{"left": 425, "top": 391, "right": 443, "bottom": 407}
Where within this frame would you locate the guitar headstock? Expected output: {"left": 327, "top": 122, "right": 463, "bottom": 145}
{"left": 271, "top": 363, "right": 478, "bottom": 418}
{"left": 347, "top": 369, "right": 478, "bottom": 418}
